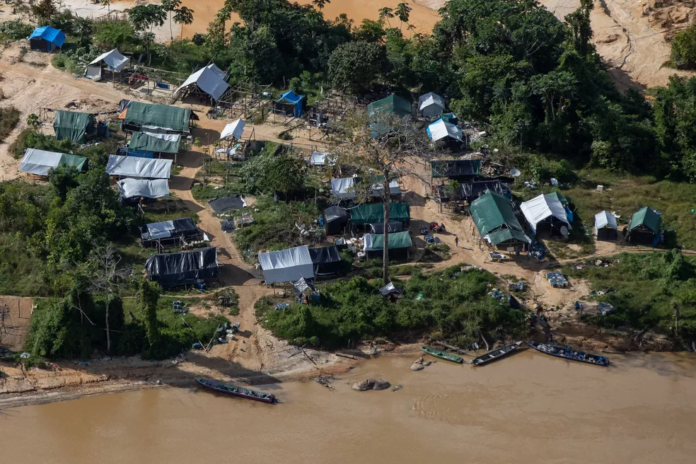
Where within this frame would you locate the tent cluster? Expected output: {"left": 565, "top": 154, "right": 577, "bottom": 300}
{"left": 331, "top": 176, "right": 401, "bottom": 200}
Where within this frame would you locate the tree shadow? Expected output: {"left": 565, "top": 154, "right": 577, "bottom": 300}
{"left": 402, "top": 191, "right": 427, "bottom": 207}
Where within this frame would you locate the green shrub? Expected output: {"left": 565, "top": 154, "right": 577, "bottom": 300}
{"left": 0, "top": 107, "right": 19, "bottom": 143}
{"left": 0, "top": 20, "right": 34, "bottom": 41}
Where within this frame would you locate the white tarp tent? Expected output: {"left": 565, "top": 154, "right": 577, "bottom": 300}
{"left": 117, "top": 178, "right": 170, "bottom": 199}
{"left": 206, "top": 63, "right": 226, "bottom": 79}
{"left": 331, "top": 177, "right": 400, "bottom": 199}
{"left": 310, "top": 152, "right": 337, "bottom": 167}
{"left": 427, "top": 119, "right": 463, "bottom": 142}
{"left": 220, "top": 119, "right": 246, "bottom": 140}
{"left": 19, "top": 149, "right": 64, "bottom": 176}
{"left": 89, "top": 48, "right": 130, "bottom": 72}
{"left": 175, "top": 65, "right": 229, "bottom": 101}
{"left": 258, "top": 245, "right": 315, "bottom": 284}
{"left": 419, "top": 92, "right": 445, "bottom": 118}
{"left": 594, "top": 211, "right": 617, "bottom": 230}
{"left": 520, "top": 194, "right": 571, "bottom": 232}
{"left": 106, "top": 155, "right": 172, "bottom": 179}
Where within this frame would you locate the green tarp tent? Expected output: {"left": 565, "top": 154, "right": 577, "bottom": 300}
{"left": 364, "top": 231, "right": 413, "bottom": 250}
{"left": 629, "top": 206, "right": 661, "bottom": 234}
{"left": 547, "top": 191, "right": 568, "bottom": 206}
{"left": 368, "top": 94, "right": 412, "bottom": 138}
{"left": 129, "top": 132, "right": 180, "bottom": 153}
{"left": 350, "top": 203, "right": 410, "bottom": 225}
{"left": 53, "top": 111, "right": 95, "bottom": 143}
{"left": 470, "top": 190, "right": 529, "bottom": 247}
{"left": 124, "top": 102, "right": 191, "bottom": 133}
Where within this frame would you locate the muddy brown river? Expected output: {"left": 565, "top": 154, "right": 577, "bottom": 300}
{"left": 2, "top": 351, "right": 696, "bottom": 463}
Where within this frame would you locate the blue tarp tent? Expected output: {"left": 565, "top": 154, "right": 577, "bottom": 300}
{"left": 28, "top": 26, "right": 65, "bottom": 52}
{"left": 276, "top": 90, "right": 305, "bottom": 117}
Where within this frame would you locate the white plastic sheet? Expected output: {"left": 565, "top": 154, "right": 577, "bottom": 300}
{"left": 310, "top": 152, "right": 337, "bottom": 166}
{"left": 594, "top": 210, "right": 617, "bottom": 230}
{"left": 89, "top": 48, "right": 130, "bottom": 72}
{"left": 427, "top": 119, "right": 463, "bottom": 142}
{"left": 258, "top": 245, "right": 315, "bottom": 284}
{"left": 19, "top": 149, "right": 63, "bottom": 176}
{"left": 175, "top": 66, "right": 229, "bottom": 101}
{"left": 520, "top": 194, "right": 570, "bottom": 231}
{"left": 331, "top": 177, "right": 400, "bottom": 199}
{"left": 418, "top": 92, "right": 445, "bottom": 118}
{"left": 117, "top": 178, "right": 170, "bottom": 199}
{"left": 220, "top": 119, "right": 246, "bottom": 140}
{"left": 106, "top": 155, "right": 173, "bottom": 179}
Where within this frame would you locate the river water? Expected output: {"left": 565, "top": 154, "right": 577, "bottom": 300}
{"left": 2, "top": 351, "right": 696, "bottom": 463}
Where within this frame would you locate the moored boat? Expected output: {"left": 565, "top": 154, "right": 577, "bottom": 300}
{"left": 472, "top": 341, "right": 522, "bottom": 366}
{"left": 195, "top": 378, "right": 278, "bottom": 403}
{"left": 527, "top": 342, "right": 610, "bottom": 367}
{"left": 419, "top": 346, "right": 464, "bottom": 364}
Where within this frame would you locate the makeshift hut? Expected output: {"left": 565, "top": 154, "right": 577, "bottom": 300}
{"left": 628, "top": 206, "right": 662, "bottom": 245}
{"left": 140, "top": 217, "right": 204, "bottom": 248}
{"left": 128, "top": 132, "right": 181, "bottom": 160}
{"left": 106, "top": 155, "right": 172, "bottom": 179}
{"left": 259, "top": 245, "right": 315, "bottom": 284}
{"left": 19, "top": 149, "right": 87, "bottom": 177}
{"left": 310, "top": 152, "right": 337, "bottom": 167}
{"left": 117, "top": 178, "right": 169, "bottom": 201}
{"left": 419, "top": 92, "right": 445, "bottom": 118}
{"left": 145, "top": 247, "right": 219, "bottom": 287}
{"left": 368, "top": 94, "right": 412, "bottom": 138}
{"left": 427, "top": 119, "right": 464, "bottom": 150}
{"left": 594, "top": 211, "right": 618, "bottom": 241}
{"left": 220, "top": 119, "right": 246, "bottom": 140}
{"left": 274, "top": 90, "right": 305, "bottom": 117}
{"left": 349, "top": 203, "right": 410, "bottom": 228}
{"left": 323, "top": 206, "right": 349, "bottom": 235}
{"left": 331, "top": 176, "right": 401, "bottom": 200}
{"left": 53, "top": 111, "right": 96, "bottom": 143}
{"left": 85, "top": 49, "right": 130, "bottom": 81}
{"left": 363, "top": 231, "right": 412, "bottom": 259}
{"left": 208, "top": 196, "right": 247, "bottom": 213}
{"left": 174, "top": 64, "right": 230, "bottom": 102}
{"left": 431, "top": 160, "right": 480, "bottom": 182}
{"left": 309, "top": 246, "right": 342, "bottom": 276}
{"left": 28, "top": 26, "right": 65, "bottom": 52}
{"left": 121, "top": 101, "right": 192, "bottom": 134}
{"left": 379, "top": 282, "right": 404, "bottom": 300}
{"left": 292, "top": 277, "right": 318, "bottom": 300}
{"left": 460, "top": 180, "right": 510, "bottom": 203}
{"left": 520, "top": 194, "right": 571, "bottom": 237}
{"left": 470, "top": 190, "right": 530, "bottom": 251}
{"left": 367, "top": 222, "right": 404, "bottom": 234}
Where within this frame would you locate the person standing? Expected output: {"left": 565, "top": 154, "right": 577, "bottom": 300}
{"left": 455, "top": 235, "right": 459, "bottom": 247}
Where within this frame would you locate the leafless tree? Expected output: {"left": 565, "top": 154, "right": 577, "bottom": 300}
{"left": 332, "top": 108, "right": 434, "bottom": 284}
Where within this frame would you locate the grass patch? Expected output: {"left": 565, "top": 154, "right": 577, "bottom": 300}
{"left": 0, "top": 106, "right": 19, "bottom": 143}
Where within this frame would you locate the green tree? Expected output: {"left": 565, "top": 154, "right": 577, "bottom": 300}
{"left": 240, "top": 149, "right": 306, "bottom": 195}
{"left": 93, "top": 20, "right": 136, "bottom": 50}
{"left": 26, "top": 113, "right": 40, "bottom": 129}
{"left": 128, "top": 4, "right": 167, "bottom": 64}
{"left": 47, "top": 165, "right": 79, "bottom": 202}
{"left": 312, "top": 0, "right": 330, "bottom": 11}
{"left": 671, "top": 23, "right": 696, "bottom": 67}
{"left": 100, "top": 0, "right": 111, "bottom": 15}
{"left": 223, "top": 24, "right": 283, "bottom": 83}
{"left": 31, "top": 0, "right": 57, "bottom": 26}
{"left": 161, "top": 0, "right": 182, "bottom": 41}
{"left": 138, "top": 279, "right": 161, "bottom": 352}
{"left": 353, "top": 19, "right": 386, "bottom": 43}
{"left": 329, "top": 41, "right": 388, "bottom": 95}
{"left": 173, "top": 6, "right": 194, "bottom": 39}
{"left": 378, "top": 7, "right": 394, "bottom": 27}
{"left": 564, "top": 0, "right": 594, "bottom": 57}
{"left": 394, "top": 3, "right": 411, "bottom": 31}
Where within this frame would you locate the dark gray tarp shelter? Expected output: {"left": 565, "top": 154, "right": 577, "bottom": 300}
{"left": 309, "top": 246, "right": 342, "bottom": 275}
{"left": 431, "top": 160, "right": 481, "bottom": 180}
{"left": 323, "top": 206, "right": 349, "bottom": 235}
{"left": 145, "top": 247, "right": 218, "bottom": 287}
{"left": 380, "top": 282, "right": 403, "bottom": 298}
{"left": 460, "top": 180, "right": 510, "bottom": 203}
{"left": 209, "top": 196, "right": 247, "bottom": 212}
{"left": 53, "top": 111, "right": 96, "bottom": 143}
{"left": 140, "top": 217, "right": 202, "bottom": 248}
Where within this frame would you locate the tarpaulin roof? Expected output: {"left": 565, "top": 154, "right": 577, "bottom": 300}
{"left": 175, "top": 66, "right": 230, "bottom": 101}
{"left": 461, "top": 180, "right": 509, "bottom": 200}
{"left": 431, "top": 160, "right": 480, "bottom": 178}
{"left": 277, "top": 90, "right": 304, "bottom": 105}
{"left": 350, "top": 203, "right": 410, "bottom": 225}
{"left": 117, "top": 178, "right": 170, "bottom": 199}
{"left": 143, "top": 217, "right": 198, "bottom": 240}
{"left": 331, "top": 177, "right": 400, "bottom": 199}
{"left": 595, "top": 211, "right": 617, "bottom": 230}
{"left": 470, "top": 190, "right": 525, "bottom": 239}
{"left": 89, "top": 48, "right": 129, "bottom": 72}
{"left": 106, "top": 155, "right": 172, "bottom": 179}
{"left": 220, "top": 119, "right": 245, "bottom": 140}
{"left": 29, "top": 26, "right": 65, "bottom": 46}
{"left": 258, "top": 245, "right": 315, "bottom": 284}
{"left": 145, "top": 247, "right": 218, "bottom": 286}
{"left": 129, "top": 131, "right": 180, "bottom": 153}
{"left": 324, "top": 206, "right": 349, "bottom": 223}
{"left": 368, "top": 221, "right": 404, "bottom": 234}
{"left": 208, "top": 196, "right": 247, "bottom": 212}
{"left": 293, "top": 277, "right": 317, "bottom": 297}
{"left": 629, "top": 206, "right": 661, "bottom": 233}
{"left": 520, "top": 194, "right": 571, "bottom": 232}
{"left": 206, "top": 63, "right": 226, "bottom": 79}
{"left": 368, "top": 94, "right": 411, "bottom": 117}
{"left": 310, "top": 152, "right": 337, "bottom": 167}
{"left": 363, "top": 231, "right": 413, "bottom": 251}
{"left": 309, "top": 246, "right": 341, "bottom": 264}
{"left": 547, "top": 191, "right": 569, "bottom": 206}
{"left": 380, "top": 282, "right": 403, "bottom": 297}
{"left": 124, "top": 102, "right": 191, "bottom": 132}
{"left": 486, "top": 228, "right": 531, "bottom": 246}
{"left": 53, "top": 111, "right": 95, "bottom": 143}
{"left": 19, "top": 149, "right": 86, "bottom": 176}
{"left": 419, "top": 92, "right": 445, "bottom": 111}
{"left": 427, "top": 119, "right": 463, "bottom": 142}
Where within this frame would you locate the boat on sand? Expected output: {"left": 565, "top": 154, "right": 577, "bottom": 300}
{"left": 419, "top": 346, "right": 464, "bottom": 363}
{"left": 527, "top": 342, "right": 610, "bottom": 367}
{"left": 472, "top": 342, "right": 522, "bottom": 366}
{"left": 195, "top": 378, "right": 278, "bottom": 403}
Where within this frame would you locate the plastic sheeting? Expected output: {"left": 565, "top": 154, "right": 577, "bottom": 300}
{"left": 124, "top": 102, "right": 191, "bottom": 133}
{"left": 53, "top": 111, "right": 95, "bottom": 143}
{"left": 175, "top": 66, "right": 230, "bottom": 101}
{"left": 520, "top": 194, "right": 571, "bottom": 232}
{"left": 309, "top": 246, "right": 341, "bottom": 264}
{"left": 430, "top": 160, "right": 480, "bottom": 178}
{"left": 331, "top": 177, "right": 400, "bottom": 199}
{"left": 208, "top": 196, "right": 247, "bottom": 212}
{"left": 258, "top": 245, "right": 315, "bottom": 284}
{"left": 89, "top": 48, "right": 129, "bottom": 72}
{"left": 470, "top": 190, "right": 525, "bottom": 237}
{"left": 106, "top": 155, "right": 172, "bottom": 179}
{"left": 629, "top": 206, "right": 661, "bottom": 233}
{"left": 129, "top": 131, "right": 180, "bottom": 153}
{"left": 427, "top": 119, "right": 463, "bottom": 142}
{"left": 310, "top": 152, "right": 337, "bottom": 167}
{"left": 276, "top": 90, "right": 305, "bottom": 117}
{"left": 220, "top": 119, "right": 246, "bottom": 140}
{"left": 419, "top": 92, "right": 445, "bottom": 118}
{"left": 349, "top": 203, "right": 410, "bottom": 225}
{"left": 368, "top": 221, "right": 404, "bottom": 234}
{"left": 594, "top": 211, "right": 617, "bottom": 230}
{"left": 143, "top": 218, "right": 198, "bottom": 240}
{"left": 379, "top": 282, "right": 403, "bottom": 297}
{"left": 363, "top": 231, "right": 413, "bottom": 251}
{"left": 145, "top": 247, "right": 218, "bottom": 286}
{"left": 29, "top": 26, "right": 65, "bottom": 47}
{"left": 292, "top": 277, "right": 317, "bottom": 297}
{"left": 19, "top": 149, "right": 86, "bottom": 176}
{"left": 117, "top": 178, "right": 170, "bottom": 199}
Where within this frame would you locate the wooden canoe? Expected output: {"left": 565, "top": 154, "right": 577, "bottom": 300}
{"left": 419, "top": 346, "right": 464, "bottom": 364}
{"left": 472, "top": 341, "right": 522, "bottom": 366}
{"left": 196, "top": 378, "right": 278, "bottom": 403}
{"left": 527, "top": 342, "right": 610, "bottom": 367}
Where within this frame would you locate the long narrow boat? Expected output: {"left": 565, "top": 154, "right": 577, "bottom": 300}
{"left": 527, "top": 342, "right": 610, "bottom": 367}
{"left": 420, "top": 346, "right": 464, "bottom": 364}
{"left": 472, "top": 341, "right": 523, "bottom": 366}
{"left": 195, "top": 378, "right": 278, "bottom": 403}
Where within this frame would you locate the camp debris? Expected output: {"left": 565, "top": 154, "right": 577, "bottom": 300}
{"left": 379, "top": 282, "right": 404, "bottom": 299}
{"left": 598, "top": 302, "right": 616, "bottom": 316}
{"left": 19, "top": 149, "right": 87, "bottom": 177}
{"left": 310, "top": 152, "right": 337, "bottom": 167}
{"left": 545, "top": 271, "right": 569, "bottom": 288}
{"left": 140, "top": 217, "right": 204, "bottom": 247}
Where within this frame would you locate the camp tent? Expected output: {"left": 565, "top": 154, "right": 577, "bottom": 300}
{"left": 323, "top": 206, "right": 349, "bottom": 235}
{"left": 379, "top": 282, "right": 404, "bottom": 298}
{"left": 431, "top": 160, "right": 480, "bottom": 180}
{"left": 53, "top": 111, "right": 96, "bottom": 143}
{"left": 363, "top": 231, "right": 412, "bottom": 258}
{"left": 106, "top": 155, "right": 172, "bottom": 179}
{"left": 331, "top": 177, "right": 401, "bottom": 200}
{"left": 309, "top": 246, "right": 342, "bottom": 275}
{"left": 128, "top": 131, "right": 181, "bottom": 154}
{"left": 175, "top": 65, "right": 230, "bottom": 101}
{"left": 547, "top": 191, "right": 569, "bottom": 206}
{"left": 310, "top": 152, "right": 337, "bottom": 167}
{"left": 419, "top": 92, "right": 445, "bottom": 118}
{"left": 594, "top": 211, "right": 618, "bottom": 241}
{"left": 220, "top": 119, "right": 246, "bottom": 140}
{"left": 292, "top": 277, "right": 317, "bottom": 299}
{"left": 123, "top": 102, "right": 192, "bottom": 134}
{"left": 520, "top": 194, "right": 571, "bottom": 235}
{"left": 141, "top": 217, "right": 202, "bottom": 248}
{"left": 275, "top": 90, "right": 305, "bottom": 117}
{"left": 367, "top": 221, "right": 404, "bottom": 234}
{"left": 86, "top": 48, "right": 130, "bottom": 80}
{"left": 470, "top": 190, "right": 530, "bottom": 251}
{"left": 28, "top": 26, "right": 65, "bottom": 52}
{"left": 117, "top": 178, "right": 170, "bottom": 200}
{"left": 628, "top": 206, "right": 662, "bottom": 245}
{"left": 19, "top": 149, "right": 87, "bottom": 177}
{"left": 427, "top": 119, "right": 463, "bottom": 143}
{"left": 258, "top": 245, "right": 315, "bottom": 284}
{"left": 350, "top": 203, "right": 410, "bottom": 226}
{"left": 460, "top": 180, "right": 510, "bottom": 203}
{"left": 145, "top": 247, "right": 218, "bottom": 287}
{"left": 368, "top": 94, "right": 412, "bottom": 138}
